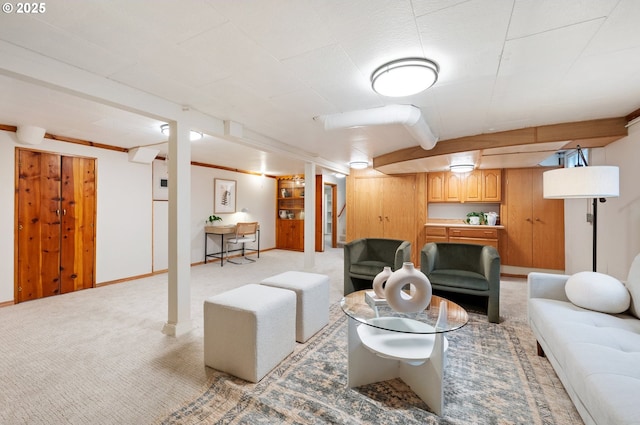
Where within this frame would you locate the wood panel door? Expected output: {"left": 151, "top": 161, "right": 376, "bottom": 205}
{"left": 531, "top": 168, "right": 565, "bottom": 269}
{"left": 16, "top": 149, "right": 96, "bottom": 303}
{"left": 504, "top": 168, "right": 564, "bottom": 269}
{"left": 351, "top": 177, "right": 384, "bottom": 239}
{"left": 16, "top": 150, "right": 62, "bottom": 302}
{"left": 463, "top": 170, "right": 482, "bottom": 202}
{"left": 505, "top": 169, "right": 534, "bottom": 266}
{"left": 60, "top": 156, "right": 96, "bottom": 293}
{"left": 482, "top": 169, "right": 502, "bottom": 202}
{"left": 427, "top": 172, "right": 445, "bottom": 202}
{"left": 382, "top": 176, "right": 416, "bottom": 240}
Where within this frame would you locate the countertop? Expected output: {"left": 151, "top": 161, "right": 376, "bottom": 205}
{"left": 425, "top": 219, "right": 505, "bottom": 230}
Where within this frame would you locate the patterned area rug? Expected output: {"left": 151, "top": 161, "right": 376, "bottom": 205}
{"left": 158, "top": 305, "right": 581, "bottom": 425}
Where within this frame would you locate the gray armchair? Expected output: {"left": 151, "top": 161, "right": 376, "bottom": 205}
{"left": 344, "top": 238, "right": 411, "bottom": 295}
{"left": 420, "top": 242, "right": 500, "bottom": 323}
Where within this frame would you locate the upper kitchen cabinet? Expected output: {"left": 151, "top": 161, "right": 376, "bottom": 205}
{"left": 427, "top": 169, "right": 502, "bottom": 203}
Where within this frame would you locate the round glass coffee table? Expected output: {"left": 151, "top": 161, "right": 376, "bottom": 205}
{"left": 340, "top": 290, "right": 469, "bottom": 415}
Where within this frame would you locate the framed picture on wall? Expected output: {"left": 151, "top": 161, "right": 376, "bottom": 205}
{"left": 214, "top": 178, "right": 236, "bottom": 213}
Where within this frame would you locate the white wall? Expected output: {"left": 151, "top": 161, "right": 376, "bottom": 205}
{"left": 2, "top": 132, "right": 278, "bottom": 303}
{"left": 152, "top": 160, "right": 276, "bottom": 271}
{"left": 564, "top": 123, "right": 640, "bottom": 280}
{"left": 0, "top": 130, "right": 153, "bottom": 302}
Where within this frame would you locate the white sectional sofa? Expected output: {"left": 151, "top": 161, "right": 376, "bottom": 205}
{"left": 528, "top": 254, "right": 640, "bottom": 425}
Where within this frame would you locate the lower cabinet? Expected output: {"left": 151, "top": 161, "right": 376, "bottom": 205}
{"left": 425, "top": 226, "right": 500, "bottom": 251}
{"left": 277, "top": 220, "right": 304, "bottom": 251}
{"left": 448, "top": 227, "right": 499, "bottom": 249}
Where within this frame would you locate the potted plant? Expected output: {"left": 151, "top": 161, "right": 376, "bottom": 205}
{"left": 465, "top": 211, "right": 486, "bottom": 225}
{"left": 205, "top": 215, "right": 223, "bottom": 229}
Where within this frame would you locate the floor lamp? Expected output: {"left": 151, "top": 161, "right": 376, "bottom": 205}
{"left": 542, "top": 147, "right": 619, "bottom": 272}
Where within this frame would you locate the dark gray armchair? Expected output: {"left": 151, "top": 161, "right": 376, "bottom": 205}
{"left": 420, "top": 242, "right": 501, "bottom": 323}
{"left": 344, "top": 238, "right": 411, "bottom": 295}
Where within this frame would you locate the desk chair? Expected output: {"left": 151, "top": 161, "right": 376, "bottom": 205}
{"left": 227, "top": 222, "right": 259, "bottom": 264}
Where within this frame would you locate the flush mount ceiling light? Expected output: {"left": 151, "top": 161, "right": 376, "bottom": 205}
{"left": 349, "top": 161, "right": 369, "bottom": 170}
{"left": 450, "top": 164, "right": 475, "bottom": 173}
{"left": 371, "top": 58, "right": 439, "bottom": 97}
{"left": 160, "top": 124, "right": 203, "bottom": 141}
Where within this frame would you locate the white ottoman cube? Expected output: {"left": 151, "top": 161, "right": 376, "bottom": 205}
{"left": 203, "top": 284, "right": 296, "bottom": 383}
{"left": 260, "top": 271, "right": 330, "bottom": 343}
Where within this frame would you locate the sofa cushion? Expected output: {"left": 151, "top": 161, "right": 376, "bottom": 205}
{"left": 565, "top": 271, "right": 630, "bottom": 314}
{"left": 427, "top": 269, "right": 489, "bottom": 291}
{"left": 350, "top": 260, "right": 389, "bottom": 278}
{"left": 626, "top": 254, "right": 640, "bottom": 319}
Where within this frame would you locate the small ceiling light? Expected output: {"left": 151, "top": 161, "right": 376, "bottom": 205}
{"left": 334, "top": 172, "right": 346, "bottom": 179}
{"left": 160, "top": 124, "right": 203, "bottom": 141}
{"left": 450, "top": 164, "right": 475, "bottom": 173}
{"left": 371, "top": 58, "right": 439, "bottom": 97}
{"left": 349, "top": 161, "right": 368, "bottom": 170}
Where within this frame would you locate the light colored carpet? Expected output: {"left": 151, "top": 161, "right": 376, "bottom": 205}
{"left": 0, "top": 247, "right": 581, "bottom": 424}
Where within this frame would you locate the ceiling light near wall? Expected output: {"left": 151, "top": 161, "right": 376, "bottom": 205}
{"left": 450, "top": 164, "right": 474, "bottom": 173}
{"left": 349, "top": 161, "right": 369, "bottom": 170}
{"left": 160, "top": 124, "right": 203, "bottom": 141}
{"left": 371, "top": 58, "right": 439, "bottom": 97}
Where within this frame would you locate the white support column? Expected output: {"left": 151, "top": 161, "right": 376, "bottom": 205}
{"left": 304, "top": 162, "right": 316, "bottom": 269}
{"left": 162, "top": 120, "right": 193, "bottom": 337}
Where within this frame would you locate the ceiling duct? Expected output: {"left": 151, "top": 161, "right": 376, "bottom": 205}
{"left": 315, "top": 105, "right": 438, "bottom": 150}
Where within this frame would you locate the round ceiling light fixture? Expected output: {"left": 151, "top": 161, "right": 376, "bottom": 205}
{"left": 160, "top": 124, "right": 203, "bottom": 141}
{"left": 349, "top": 161, "right": 369, "bottom": 170}
{"left": 450, "top": 164, "right": 475, "bottom": 173}
{"left": 371, "top": 58, "right": 439, "bottom": 97}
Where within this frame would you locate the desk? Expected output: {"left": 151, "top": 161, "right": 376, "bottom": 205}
{"left": 340, "top": 291, "right": 468, "bottom": 415}
{"left": 204, "top": 225, "right": 260, "bottom": 266}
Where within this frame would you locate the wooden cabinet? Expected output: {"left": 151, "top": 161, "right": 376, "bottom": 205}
{"left": 277, "top": 219, "right": 304, "bottom": 251}
{"left": 481, "top": 169, "right": 502, "bottom": 202}
{"left": 503, "top": 168, "right": 564, "bottom": 269}
{"left": 347, "top": 173, "right": 418, "bottom": 262}
{"left": 276, "top": 176, "right": 305, "bottom": 251}
{"left": 427, "top": 172, "right": 445, "bottom": 202}
{"left": 428, "top": 169, "right": 502, "bottom": 203}
{"left": 425, "top": 225, "right": 500, "bottom": 250}
{"left": 448, "top": 227, "right": 499, "bottom": 249}
{"left": 16, "top": 149, "right": 96, "bottom": 303}
{"left": 425, "top": 226, "right": 448, "bottom": 244}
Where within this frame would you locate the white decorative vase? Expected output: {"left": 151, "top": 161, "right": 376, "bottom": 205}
{"left": 372, "top": 266, "right": 392, "bottom": 298}
{"left": 384, "top": 262, "right": 432, "bottom": 313}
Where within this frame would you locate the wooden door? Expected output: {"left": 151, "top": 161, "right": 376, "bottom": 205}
{"left": 504, "top": 168, "right": 533, "bottom": 266}
{"left": 16, "top": 150, "right": 62, "bottom": 302}
{"left": 444, "top": 173, "right": 462, "bottom": 202}
{"left": 382, "top": 176, "right": 416, "bottom": 241}
{"left": 463, "top": 170, "right": 482, "bottom": 202}
{"left": 60, "top": 156, "right": 96, "bottom": 293}
{"left": 351, "top": 177, "right": 384, "bottom": 239}
{"left": 16, "top": 149, "right": 96, "bottom": 303}
{"left": 315, "top": 175, "right": 323, "bottom": 251}
{"left": 482, "top": 169, "right": 502, "bottom": 202}
{"left": 427, "top": 172, "right": 445, "bottom": 202}
{"left": 531, "top": 168, "right": 565, "bottom": 269}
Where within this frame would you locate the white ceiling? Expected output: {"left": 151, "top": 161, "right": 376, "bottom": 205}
{"left": 1, "top": 0, "right": 639, "bottom": 175}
